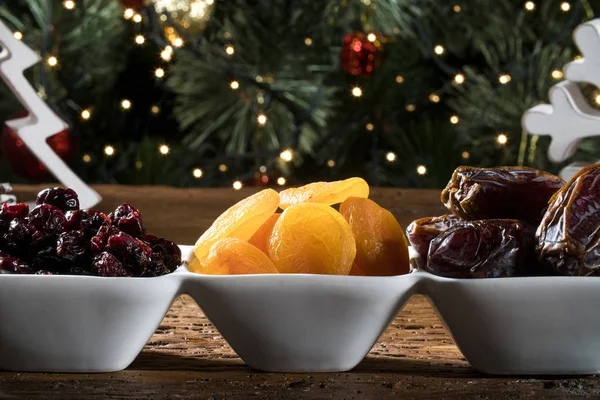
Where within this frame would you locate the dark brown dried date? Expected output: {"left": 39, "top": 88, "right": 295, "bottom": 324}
{"left": 441, "top": 166, "right": 564, "bottom": 224}
{"left": 426, "top": 219, "right": 539, "bottom": 278}
{"left": 536, "top": 164, "right": 600, "bottom": 276}
{"left": 406, "top": 214, "right": 460, "bottom": 260}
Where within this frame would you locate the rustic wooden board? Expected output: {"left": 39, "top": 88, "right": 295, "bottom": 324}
{"left": 1, "top": 185, "right": 598, "bottom": 399}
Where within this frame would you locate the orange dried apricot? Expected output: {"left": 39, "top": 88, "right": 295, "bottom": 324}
{"left": 188, "top": 254, "right": 203, "bottom": 273}
{"left": 268, "top": 203, "right": 356, "bottom": 274}
{"left": 192, "top": 189, "right": 280, "bottom": 264}
{"left": 202, "top": 238, "right": 278, "bottom": 275}
{"left": 248, "top": 213, "right": 280, "bottom": 254}
{"left": 340, "top": 197, "right": 409, "bottom": 276}
{"left": 278, "top": 177, "right": 369, "bottom": 209}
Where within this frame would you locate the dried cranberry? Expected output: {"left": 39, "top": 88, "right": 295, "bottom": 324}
{"left": 106, "top": 231, "right": 152, "bottom": 274}
{"left": 29, "top": 205, "right": 67, "bottom": 236}
{"left": 57, "top": 230, "right": 88, "bottom": 263}
{"left": 2, "top": 219, "right": 33, "bottom": 258}
{"left": 0, "top": 203, "right": 29, "bottom": 220}
{"left": 66, "top": 210, "right": 111, "bottom": 237}
{"left": 35, "top": 270, "right": 54, "bottom": 275}
{"left": 109, "top": 204, "right": 146, "bottom": 238}
{"left": 32, "top": 247, "right": 70, "bottom": 274}
{"left": 69, "top": 265, "right": 92, "bottom": 275}
{"left": 91, "top": 252, "right": 131, "bottom": 277}
{"left": 90, "top": 225, "right": 121, "bottom": 254}
{"left": 143, "top": 234, "right": 182, "bottom": 272}
{"left": 0, "top": 257, "right": 32, "bottom": 274}
{"left": 137, "top": 254, "right": 169, "bottom": 277}
{"left": 36, "top": 188, "right": 80, "bottom": 213}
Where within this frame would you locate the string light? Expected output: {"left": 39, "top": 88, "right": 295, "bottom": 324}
{"left": 172, "top": 37, "right": 184, "bottom": 47}
{"left": 121, "top": 99, "right": 131, "bottom": 109}
{"left": 230, "top": 80, "right": 240, "bottom": 90}
{"left": 327, "top": 159, "right": 336, "bottom": 167}
{"left": 434, "top": 45, "right": 445, "bottom": 55}
{"left": 193, "top": 168, "right": 203, "bottom": 178}
{"left": 13, "top": 31, "right": 22, "bottom": 40}
{"left": 367, "top": 33, "right": 377, "bottom": 42}
{"left": 219, "top": 164, "right": 228, "bottom": 172}
{"left": 429, "top": 93, "right": 440, "bottom": 103}
{"left": 155, "top": 68, "right": 165, "bottom": 78}
{"left": 277, "top": 177, "right": 286, "bottom": 186}
{"left": 151, "top": 105, "right": 160, "bottom": 114}
{"left": 280, "top": 149, "right": 293, "bottom": 162}
{"left": 259, "top": 165, "right": 267, "bottom": 173}
{"left": 304, "top": 38, "right": 312, "bottom": 46}
{"left": 232, "top": 181, "right": 243, "bottom": 190}
{"left": 406, "top": 104, "right": 416, "bottom": 112}
{"left": 135, "top": 35, "right": 145, "bottom": 45}
{"left": 225, "top": 45, "right": 235, "bottom": 55}
{"left": 351, "top": 86, "right": 362, "bottom": 97}
{"left": 524, "top": 1, "right": 535, "bottom": 11}
{"left": 560, "top": 2, "right": 570, "bottom": 11}
{"left": 47, "top": 56, "right": 58, "bottom": 67}
{"left": 82, "top": 154, "right": 92, "bottom": 163}
{"left": 498, "top": 74, "right": 511, "bottom": 84}
{"left": 124, "top": 8, "right": 134, "bottom": 19}
{"left": 417, "top": 165, "right": 427, "bottom": 175}
{"left": 595, "top": 94, "right": 600, "bottom": 105}
{"left": 81, "top": 109, "right": 91, "bottom": 120}
{"left": 462, "top": 151, "right": 470, "bottom": 159}
{"left": 136, "top": 161, "right": 143, "bottom": 169}
{"left": 161, "top": 47, "right": 173, "bottom": 61}
{"left": 453, "top": 4, "right": 461, "bottom": 12}
{"left": 551, "top": 70, "right": 563, "bottom": 79}
{"left": 257, "top": 114, "right": 267, "bottom": 125}
{"left": 386, "top": 152, "right": 396, "bottom": 162}
{"left": 63, "top": 0, "right": 75, "bottom": 10}
{"left": 395, "top": 75, "right": 404, "bottom": 83}
{"left": 366, "top": 123, "right": 374, "bottom": 131}
{"left": 159, "top": 145, "right": 170, "bottom": 155}
{"left": 133, "top": 14, "right": 142, "bottom": 23}
{"left": 104, "top": 145, "right": 115, "bottom": 156}
{"left": 450, "top": 115, "right": 459, "bottom": 124}
{"left": 574, "top": 55, "right": 582, "bottom": 61}
{"left": 454, "top": 73, "right": 465, "bottom": 84}
{"left": 497, "top": 133, "right": 508, "bottom": 145}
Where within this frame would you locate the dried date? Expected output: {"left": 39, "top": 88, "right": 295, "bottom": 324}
{"left": 406, "top": 214, "right": 460, "bottom": 260}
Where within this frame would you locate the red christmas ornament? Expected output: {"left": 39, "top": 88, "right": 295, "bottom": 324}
{"left": 341, "top": 32, "right": 383, "bottom": 77}
{"left": 1, "top": 115, "right": 74, "bottom": 182}
{"left": 118, "top": 0, "right": 147, "bottom": 9}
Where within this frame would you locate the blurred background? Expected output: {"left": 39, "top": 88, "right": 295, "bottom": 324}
{"left": 0, "top": 0, "right": 598, "bottom": 189}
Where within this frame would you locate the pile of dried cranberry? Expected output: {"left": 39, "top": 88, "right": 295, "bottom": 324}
{"left": 0, "top": 188, "right": 181, "bottom": 277}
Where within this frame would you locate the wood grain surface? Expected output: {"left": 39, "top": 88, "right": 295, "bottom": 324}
{"left": 1, "top": 185, "right": 598, "bottom": 400}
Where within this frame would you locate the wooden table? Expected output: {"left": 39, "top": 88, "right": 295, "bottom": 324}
{"left": 1, "top": 185, "right": 598, "bottom": 399}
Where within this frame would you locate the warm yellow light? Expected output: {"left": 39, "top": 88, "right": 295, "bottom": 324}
{"left": 159, "top": 145, "right": 170, "bottom": 155}
{"left": 161, "top": 47, "right": 173, "bottom": 61}
{"left": 277, "top": 177, "right": 286, "bottom": 186}
{"left": 82, "top": 154, "right": 92, "bottom": 163}
{"left": 230, "top": 80, "right": 240, "bottom": 90}
{"left": 280, "top": 149, "right": 293, "bottom": 162}
{"left": 395, "top": 75, "right": 404, "bottom": 83}
{"left": 225, "top": 45, "right": 235, "bottom": 55}
{"left": 206, "top": 0, "right": 214, "bottom": 4}
{"left": 151, "top": 105, "right": 160, "bottom": 114}
{"left": 406, "top": 104, "right": 416, "bottom": 112}
{"left": 551, "top": 70, "right": 563, "bottom": 80}
{"left": 454, "top": 73, "right": 465, "bottom": 84}
{"left": 81, "top": 109, "right": 91, "bottom": 120}
{"left": 327, "top": 159, "right": 335, "bottom": 167}
{"left": 560, "top": 2, "right": 570, "bottom": 11}
{"left": 574, "top": 55, "right": 582, "bottom": 61}
{"left": 594, "top": 94, "right": 600, "bottom": 105}
{"left": 172, "top": 37, "right": 184, "bottom": 47}
{"left": 257, "top": 114, "right": 267, "bottom": 126}
{"left": 219, "top": 164, "right": 228, "bottom": 172}
{"left": 434, "top": 45, "right": 445, "bottom": 55}
{"left": 429, "top": 93, "right": 440, "bottom": 103}
{"left": 13, "top": 31, "right": 22, "bottom": 40}
{"left": 497, "top": 133, "right": 508, "bottom": 144}
{"left": 366, "top": 123, "right": 374, "bottom": 131}
{"left": 498, "top": 74, "right": 511, "bottom": 84}
{"left": 351, "top": 86, "right": 362, "bottom": 97}
{"left": 121, "top": 99, "right": 131, "bottom": 109}
{"left": 386, "top": 152, "right": 396, "bottom": 162}
{"left": 232, "top": 181, "right": 243, "bottom": 190}
{"left": 193, "top": 168, "right": 203, "bottom": 178}
{"left": 135, "top": 35, "right": 145, "bottom": 45}
{"left": 136, "top": 161, "right": 143, "bottom": 169}
{"left": 104, "top": 145, "right": 115, "bottom": 156}
{"left": 367, "top": 33, "right": 377, "bottom": 42}
{"left": 450, "top": 115, "right": 459, "bottom": 124}
{"left": 453, "top": 4, "right": 461, "bottom": 12}
{"left": 462, "top": 151, "right": 470, "bottom": 159}
{"left": 417, "top": 165, "right": 427, "bottom": 175}
{"left": 133, "top": 14, "right": 142, "bottom": 23}
{"left": 304, "top": 38, "right": 312, "bottom": 46}
{"left": 525, "top": 1, "right": 535, "bottom": 11}
{"left": 63, "top": 0, "right": 75, "bottom": 10}
{"left": 155, "top": 68, "right": 165, "bottom": 78}
{"left": 124, "top": 8, "right": 134, "bottom": 19}
{"left": 47, "top": 56, "right": 58, "bottom": 67}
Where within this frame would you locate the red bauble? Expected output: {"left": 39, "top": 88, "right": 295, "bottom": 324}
{"left": 1, "top": 118, "right": 74, "bottom": 182}
{"left": 341, "top": 32, "right": 383, "bottom": 77}
{"left": 118, "top": 0, "right": 147, "bottom": 9}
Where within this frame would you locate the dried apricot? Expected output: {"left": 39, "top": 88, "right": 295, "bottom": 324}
{"left": 340, "top": 197, "right": 409, "bottom": 276}
{"left": 268, "top": 203, "right": 356, "bottom": 274}
{"left": 279, "top": 177, "right": 369, "bottom": 209}
{"left": 192, "top": 189, "right": 280, "bottom": 264}
{"left": 248, "top": 213, "right": 280, "bottom": 254}
{"left": 188, "top": 254, "right": 203, "bottom": 273}
{"left": 202, "top": 238, "right": 278, "bottom": 275}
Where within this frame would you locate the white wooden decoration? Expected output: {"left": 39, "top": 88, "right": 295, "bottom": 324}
{"left": 522, "top": 18, "right": 600, "bottom": 180}
{"left": 0, "top": 20, "right": 101, "bottom": 208}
